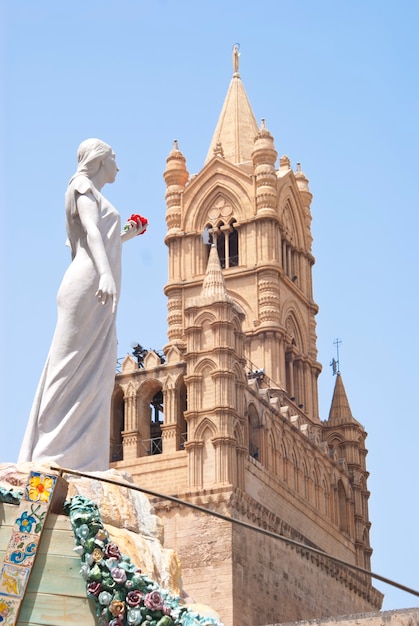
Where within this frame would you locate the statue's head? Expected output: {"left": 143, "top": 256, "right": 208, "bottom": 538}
{"left": 76, "top": 138, "right": 112, "bottom": 179}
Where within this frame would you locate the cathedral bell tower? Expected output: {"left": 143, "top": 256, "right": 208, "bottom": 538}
{"left": 111, "top": 48, "right": 383, "bottom": 626}
{"left": 164, "top": 45, "right": 321, "bottom": 421}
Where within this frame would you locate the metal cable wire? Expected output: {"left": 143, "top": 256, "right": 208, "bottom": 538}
{"left": 55, "top": 466, "right": 419, "bottom": 599}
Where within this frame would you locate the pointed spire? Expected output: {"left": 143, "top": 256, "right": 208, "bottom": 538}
{"left": 200, "top": 244, "right": 230, "bottom": 301}
{"left": 189, "top": 244, "right": 245, "bottom": 322}
{"left": 328, "top": 373, "right": 359, "bottom": 425}
{"left": 205, "top": 46, "right": 259, "bottom": 166}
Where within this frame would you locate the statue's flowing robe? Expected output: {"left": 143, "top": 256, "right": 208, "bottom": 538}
{"left": 19, "top": 177, "right": 121, "bottom": 471}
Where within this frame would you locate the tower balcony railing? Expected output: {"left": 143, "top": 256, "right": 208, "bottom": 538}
{"left": 141, "top": 437, "right": 163, "bottom": 456}
{"left": 111, "top": 432, "right": 188, "bottom": 461}
{"left": 245, "top": 358, "right": 286, "bottom": 394}
{"left": 110, "top": 443, "right": 123, "bottom": 462}
{"left": 109, "top": 439, "right": 163, "bottom": 459}
{"left": 245, "top": 358, "right": 310, "bottom": 419}
{"left": 144, "top": 432, "right": 188, "bottom": 454}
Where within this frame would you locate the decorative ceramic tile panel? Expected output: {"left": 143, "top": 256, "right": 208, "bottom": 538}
{"left": 0, "top": 563, "right": 30, "bottom": 597}
{"left": 13, "top": 502, "right": 48, "bottom": 536}
{"left": 0, "top": 596, "right": 20, "bottom": 626}
{"left": 4, "top": 533, "right": 39, "bottom": 568}
{"left": 0, "top": 470, "right": 68, "bottom": 626}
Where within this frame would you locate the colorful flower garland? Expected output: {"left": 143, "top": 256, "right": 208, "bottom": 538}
{"left": 0, "top": 487, "right": 22, "bottom": 505}
{"left": 64, "top": 495, "right": 223, "bottom": 626}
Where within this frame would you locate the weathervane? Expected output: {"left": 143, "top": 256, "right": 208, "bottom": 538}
{"left": 330, "top": 338, "right": 342, "bottom": 375}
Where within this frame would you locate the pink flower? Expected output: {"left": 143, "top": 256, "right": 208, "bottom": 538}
{"left": 111, "top": 567, "right": 127, "bottom": 584}
{"left": 144, "top": 590, "right": 164, "bottom": 611}
{"left": 105, "top": 543, "right": 121, "bottom": 560}
{"left": 87, "top": 581, "right": 102, "bottom": 596}
{"left": 126, "top": 590, "right": 143, "bottom": 608}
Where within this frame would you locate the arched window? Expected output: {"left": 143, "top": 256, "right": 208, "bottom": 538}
{"left": 149, "top": 389, "right": 163, "bottom": 455}
{"left": 292, "top": 450, "right": 299, "bottom": 492}
{"left": 284, "top": 314, "right": 305, "bottom": 404}
{"left": 337, "top": 480, "right": 348, "bottom": 532}
{"left": 267, "top": 432, "right": 275, "bottom": 472}
{"left": 281, "top": 441, "right": 288, "bottom": 483}
{"left": 216, "top": 226, "right": 226, "bottom": 268}
{"left": 179, "top": 381, "right": 188, "bottom": 450}
{"left": 301, "top": 461, "right": 309, "bottom": 501}
{"left": 322, "top": 478, "right": 330, "bottom": 516}
{"left": 248, "top": 405, "right": 260, "bottom": 461}
{"left": 328, "top": 436, "right": 343, "bottom": 460}
{"left": 281, "top": 201, "right": 300, "bottom": 274}
{"left": 228, "top": 221, "right": 239, "bottom": 267}
{"left": 214, "top": 220, "right": 239, "bottom": 269}
{"left": 202, "top": 426, "right": 216, "bottom": 484}
{"left": 110, "top": 388, "right": 124, "bottom": 462}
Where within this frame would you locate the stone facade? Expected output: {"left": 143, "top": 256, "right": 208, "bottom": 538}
{"left": 110, "top": 52, "right": 383, "bottom": 626}
{"left": 276, "top": 608, "right": 419, "bottom": 626}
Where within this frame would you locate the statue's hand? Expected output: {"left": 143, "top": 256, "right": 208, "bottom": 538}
{"left": 96, "top": 273, "right": 117, "bottom": 313}
{"left": 121, "top": 215, "right": 148, "bottom": 243}
{"left": 134, "top": 215, "right": 148, "bottom": 235}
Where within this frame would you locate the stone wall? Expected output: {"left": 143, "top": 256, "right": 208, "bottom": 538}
{"left": 116, "top": 450, "right": 189, "bottom": 495}
{"left": 153, "top": 487, "right": 382, "bottom": 626}
{"left": 275, "top": 607, "right": 419, "bottom": 626}
{"left": 232, "top": 523, "right": 382, "bottom": 626}
{"left": 154, "top": 499, "right": 234, "bottom": 625}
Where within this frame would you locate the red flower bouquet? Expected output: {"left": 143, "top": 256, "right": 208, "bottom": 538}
{"left": 123, "top": 214, "right": 148, "bottom": 236}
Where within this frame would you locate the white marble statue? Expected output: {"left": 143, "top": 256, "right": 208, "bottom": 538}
{"left": 18, "top": 139, "right": 147, "bottom": 471}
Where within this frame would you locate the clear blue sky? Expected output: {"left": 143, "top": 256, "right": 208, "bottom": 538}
{"left": 1, "top": 0, "right": 418, "bottom": 613}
